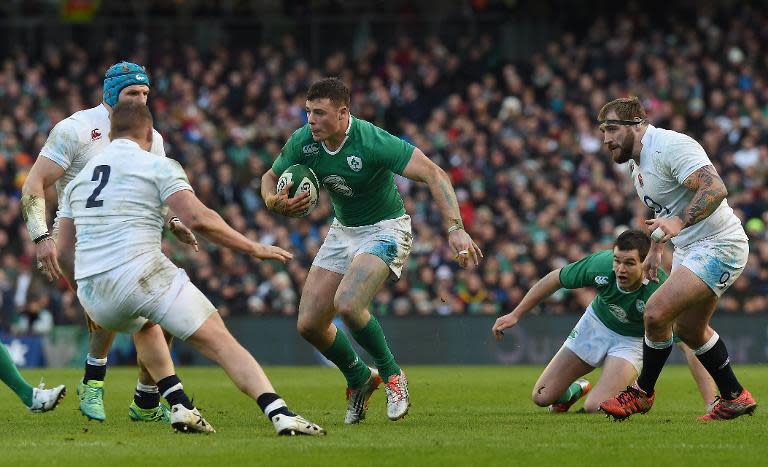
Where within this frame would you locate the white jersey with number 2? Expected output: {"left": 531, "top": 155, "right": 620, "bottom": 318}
{"left": 58, "top": 139, "right": 191, "bottom": 280}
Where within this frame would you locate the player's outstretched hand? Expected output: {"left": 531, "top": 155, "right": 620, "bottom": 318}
{"left": 250, "top": 244, "right": 294, "bottom": 263}
{"left": 449, "top": 229, "right": 483, "bottom": 268}
{"left": 36, "top": 237, "right": 62, "bottom": 282}
{"left": 169, "top": 218, "right": 199, "bottom": 252}
{"left": 265, "top": 181, "right": 311, "bottom": 218}
{"left": 492, "top": 313, "right": 519, "bottom": 341}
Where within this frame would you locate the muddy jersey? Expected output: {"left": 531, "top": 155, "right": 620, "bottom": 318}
{"left": 39, "top": 104, "right": 166, "bottom": 208}
{"left": 58, "top": 139, "right": 190, "bottom": 280}
{"left": 629, "top": 124, "right": 745, "bottom": 248}
{"left": 272, "top": 116, "right": 414, "bottom": 227}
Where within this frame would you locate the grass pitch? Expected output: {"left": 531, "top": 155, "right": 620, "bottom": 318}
{"left": 1, "top": 365, "right": 765, "bottom": 466}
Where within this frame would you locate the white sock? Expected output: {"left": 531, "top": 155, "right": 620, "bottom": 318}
{"left": 86, "top": 354, "right": 108, "bottom": 366}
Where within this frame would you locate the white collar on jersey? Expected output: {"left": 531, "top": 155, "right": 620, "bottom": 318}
{"left": 111, "top": 138, "right": 141, "bottom": 149}
{"left": 322, "top": 115, "right": 354, "bottom": 155}
{"left": 639, "top": 124, "right": 657, "bottom": 162}
{"left": 615, "top": 277, "right": 648, "bottom": 294}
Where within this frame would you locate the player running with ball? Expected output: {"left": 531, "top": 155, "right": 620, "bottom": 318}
{"left": 262, "top": 78, "right": 482, "bottom": 424}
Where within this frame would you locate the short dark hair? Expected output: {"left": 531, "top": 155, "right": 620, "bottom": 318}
{"left": 598, "top": 96, "right": 647, "bottom": 122}
{"left": 110, "top": 101, "right": 153, "bottom": 140}
{"left": 306, "top": 77, "right": 350, "bottom": 107}
{"left": 614, "top": 229, "right": 651, "bottom": 260}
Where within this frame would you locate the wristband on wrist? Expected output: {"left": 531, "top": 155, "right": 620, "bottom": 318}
{"left": 34, "top": 233, "right": 52, "bottom": 244}
{"left": 168, "top": 216, "right": 180, "bottom": 227}
{"left": 447, "top": 224, "right": 464, "bottom": 234}
{"left": 21, "top": 194, "right": 49, "bottom": 242}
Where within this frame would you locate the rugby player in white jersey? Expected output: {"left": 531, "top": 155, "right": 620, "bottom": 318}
{"left": 21, "top": 62, "right": 197, "bottom": 422}
{"left": 596, "top": 97, "right": 757, "bottom": 421}
{"left": 56, "top": 101, "right": 325, "bottom": 435}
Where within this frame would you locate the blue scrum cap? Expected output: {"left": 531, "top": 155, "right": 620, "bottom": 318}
{"left": 103, "top": 61, "right": 151, "bottom": 107}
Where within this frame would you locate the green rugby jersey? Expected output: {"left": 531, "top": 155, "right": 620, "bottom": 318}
{"left": 272, "top": 116, "right": 414, "bottom": 227}
{"left": 558, "top": 250, "right": 668, "bottom": 337}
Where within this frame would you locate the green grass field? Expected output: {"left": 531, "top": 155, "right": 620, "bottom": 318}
{"left": 1, "top": 365, "right": 765, "bottom": 466}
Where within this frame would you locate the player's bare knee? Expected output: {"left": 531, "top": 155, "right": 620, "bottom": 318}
{"left": 643, "top": 307, "right": 668, "bottom": 334}
{"left": 333, "top": 292, "right": 358, "bottom": 318}
{"left": 531, "top": 386, "right": 553, "bottom": 407}
{"left": 296, "top": 317, "right": 322, "bottom": 341}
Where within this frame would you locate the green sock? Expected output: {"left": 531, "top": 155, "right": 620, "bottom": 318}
{"left": 350, "top": 315, "right": 401, "bottom": 381}
{"left": 321, "top": 328, "right": 371, "bottom": 389}
{"left": 0, "top": 343, "right": 34, "bottom": 407}
{"left": 555, "top": 381, "right": 582, "bottom": 404}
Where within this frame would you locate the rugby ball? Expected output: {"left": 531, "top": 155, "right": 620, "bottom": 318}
{"left": 276, "top": 164, "right": 320, "bottom": 217}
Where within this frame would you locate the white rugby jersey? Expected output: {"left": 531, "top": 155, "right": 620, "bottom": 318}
{"left": 39, "top": 104, "right": 166, "bottom": 205}
{"left": 59, "top": 139, "right": 191, "bottom": 279}
{"left": 629, "top": 125, "right": 744, "bottom": 248}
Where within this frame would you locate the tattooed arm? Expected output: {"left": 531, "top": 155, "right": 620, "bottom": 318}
{"left": 401, "top": 148, "right": 482, "bottom": 267}
{"left": 679, "top": 165, "right": 728, "bottom": 227}
{"left": 401, "top": 148, "right": 462, "bottom": 231}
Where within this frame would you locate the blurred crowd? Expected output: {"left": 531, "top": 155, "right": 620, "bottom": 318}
{"left": 1, "top": 4, "right": 767, "bottom": 335}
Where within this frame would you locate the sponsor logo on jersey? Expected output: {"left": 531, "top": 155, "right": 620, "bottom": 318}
{"left": 347, "top": 155, "right": 362, "bottom": 172}
{"left": 635, "top": 300, "right": 645, "bottom": 313}
{"left": 302, "top": 143, "right": 319, "bottom": 155}
{"left": 608, "top": 304, "right": 630, "bottom": 323}
{"left": 91, "top": 129, "right": 102, "bottom": 140}
{"left": 637, "top": 173, "right": 644, "bottom": 187}
{"left": 322, "top": 175, "right": 353, "bottom": 197}
{"left": 594, "top": 275, "right": 609, "bottom": 285}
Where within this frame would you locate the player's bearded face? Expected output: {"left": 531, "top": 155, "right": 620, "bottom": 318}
{"left": 615, "top": 130, "right": 635, "bottom": 163}
{"left": 603, "top": 125, "right": 635, "bottom": 163}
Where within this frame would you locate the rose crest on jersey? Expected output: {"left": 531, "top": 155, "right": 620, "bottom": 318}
{"left": 347, "top": 155, "right": 362, "bottom": 172}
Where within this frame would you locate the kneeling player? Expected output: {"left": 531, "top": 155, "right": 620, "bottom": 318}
{"left": 492, "top": 230, "right": 716, "bottom": 412}
{"left": 57, "top": 102, "right": 324, "bottom": 435}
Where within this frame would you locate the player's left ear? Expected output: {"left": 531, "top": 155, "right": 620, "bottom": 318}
{"left": 338, "top": 106, "right": 348, "bottom": 121}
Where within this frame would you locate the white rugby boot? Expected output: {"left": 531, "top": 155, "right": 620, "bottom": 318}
{"left": 345, "top": 368, "right": 382, "bottom": 424}
{"left": 170, "top": 404, "right": 215, "bottom": 433}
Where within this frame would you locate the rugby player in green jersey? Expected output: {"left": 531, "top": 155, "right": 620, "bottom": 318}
{"left": 262, "top": 78, "right": 482, "bottom": 424}
{"left": 492, "top": 230, "right": 716, "bottom": 413}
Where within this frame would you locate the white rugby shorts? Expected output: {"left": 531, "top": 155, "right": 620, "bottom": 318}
{"left": 563, "top": 305, "right": 643, "bottom": 375}
{"left": 76, "top": 252, "right": 216, "bottom": 339}
{"left": 672, "top": 233, "right": 748, "bottom": 297}
{"left": 313, "top": 214, "right": 413, "bottom": 280}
